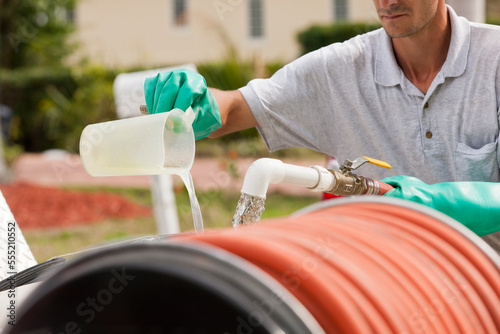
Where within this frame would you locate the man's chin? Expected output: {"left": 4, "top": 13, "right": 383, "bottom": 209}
{"left": 382, "top": 26, "right": 418, "bottom": 39}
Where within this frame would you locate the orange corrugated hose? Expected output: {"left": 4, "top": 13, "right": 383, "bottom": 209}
{"left": 180, "top": 200, "right": 500, "bottom": 334}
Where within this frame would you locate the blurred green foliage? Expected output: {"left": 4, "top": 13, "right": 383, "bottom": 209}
{"left": 297, "top": 22, "right": 381, "bottom": 55}
{"left": 486, "top": 17, "right": 500, "bottom": 26}
{"left": 0, "top": 0, "right": 288, "bottom": 152}
{"left": 1, "top": 58, "right": 284, "bottom": 152}
{"left": 0, "top": 0, "right": 76, "bottom": 69}
{"left": 0, "top": 0, "right": 80, "bottom": 152}
{"left": 0, "top": 66, "right": 117, "bottom": 152}
{"left": 198, "top": 48, "right": 255, "bottom": 91}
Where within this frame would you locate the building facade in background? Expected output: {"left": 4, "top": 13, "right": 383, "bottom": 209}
{"left": 71, "top": 0, "right": 378, "bottom": 68}
{"left": 71, "top": 0, "right": 488, "bottom": 68}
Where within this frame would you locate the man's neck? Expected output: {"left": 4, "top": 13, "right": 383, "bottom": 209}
{"left": 392, "top": 4, "right": 451, "bottom": 94}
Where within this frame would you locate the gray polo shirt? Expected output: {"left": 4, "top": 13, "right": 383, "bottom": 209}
{"left": 240, "top": 6, "right": 500, "bottom": 184}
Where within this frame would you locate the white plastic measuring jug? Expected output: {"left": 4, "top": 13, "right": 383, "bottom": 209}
{"left": 79, "top": 108, "right": 195, "bottom": 176}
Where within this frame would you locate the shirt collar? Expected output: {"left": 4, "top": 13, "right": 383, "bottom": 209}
{"left": 375, "top": 5, "right": 471, "bottom": 87}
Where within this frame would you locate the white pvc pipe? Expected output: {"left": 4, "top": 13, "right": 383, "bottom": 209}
{"left": 240, "top": 158, "right": 336, "bottom": 198}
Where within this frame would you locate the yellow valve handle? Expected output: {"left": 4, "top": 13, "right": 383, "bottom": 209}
{"left": 362, "top": 156, "right": 392, "bottom": 169}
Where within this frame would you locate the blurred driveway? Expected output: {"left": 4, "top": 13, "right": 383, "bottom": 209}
{"left": 11, "top": 152, "right": 324, "bottom": 197}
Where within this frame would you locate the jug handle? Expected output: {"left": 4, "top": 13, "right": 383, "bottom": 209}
{"left": 184, "top": 107, "right": 195, "bottom": 125}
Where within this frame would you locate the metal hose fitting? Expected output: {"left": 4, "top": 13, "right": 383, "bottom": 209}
{"left": 326, "top": 170, "right": 379, "bottom": 196}
{"left": 327, "top": 170, "right": 366, "bottom": 196}
{"left": 363, "top": 177, "right": 379, "bottom": 196}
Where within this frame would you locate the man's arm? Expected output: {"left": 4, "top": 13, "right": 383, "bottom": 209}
{"left": 208, "top": 88, "right": 258, "bottom": 138}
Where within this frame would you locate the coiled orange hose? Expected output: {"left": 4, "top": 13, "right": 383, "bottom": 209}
{"left": 180, "top": 199, "right": 500, "bottom": 334}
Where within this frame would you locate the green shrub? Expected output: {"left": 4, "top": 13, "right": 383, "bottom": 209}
{"left": 198, "top": 54, "right": 284, "bottom": 142}
{"left": 0, "top": 56, "right": 286, "bottom": 152}
{"left": 1, "top": 67, "right": 75, "bottom": 151}
{"left": 487, "top": 17, "right": 500, "bottom": 26}
{"left": 53, "top": 66, "right": 118, "bottom": 151}
{"left": 297, "top": 22, "right": 381, "bottom": 55}
{"left": 266, "top": 61, "right": 285, "bottom": 77}
{"left": 0, "top": 0, "right": 76, "bottom": 69}
{"left": 198, "top": 59, "right": 254, "bottom": 91}
{"left": 0, "top": 66, "right": 117, "bottom": 152}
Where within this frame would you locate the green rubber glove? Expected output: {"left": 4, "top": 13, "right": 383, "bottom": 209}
{"left": 144, "top": 69, "right": 221, "bottom": 140}
{"left": 382, "top": 175, "right": 500, "bottom": 236}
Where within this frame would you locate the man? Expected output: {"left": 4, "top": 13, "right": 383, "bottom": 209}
{"left": 144, "top": 1, "right": 500, "bottom": 244}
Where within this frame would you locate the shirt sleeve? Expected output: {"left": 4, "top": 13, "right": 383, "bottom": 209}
{"left": 497, "top": 62, "right": 500, "bottom": 173}
{"left": 498, "top": 106, "right": 500, "bottom": 171}
{"left": 239, "top": 49, "right": 335, "bottom": 152}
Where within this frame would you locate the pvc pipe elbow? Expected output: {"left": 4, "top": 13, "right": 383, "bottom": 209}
{"left": 240, "top": 158, "right": 285, "bottom": 198}
{"left": 240, "top": 158, "right": 336, "bottom": 198}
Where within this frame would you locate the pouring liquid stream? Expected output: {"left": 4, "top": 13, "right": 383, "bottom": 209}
{"left": 179, "top": 171, "right": 204, "bottom": 234}
{"left": 79, "top": 108, "right": 205, "bottom": 233}
{"left": 163, "top": 110, "right": 203, "bottom": 234}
